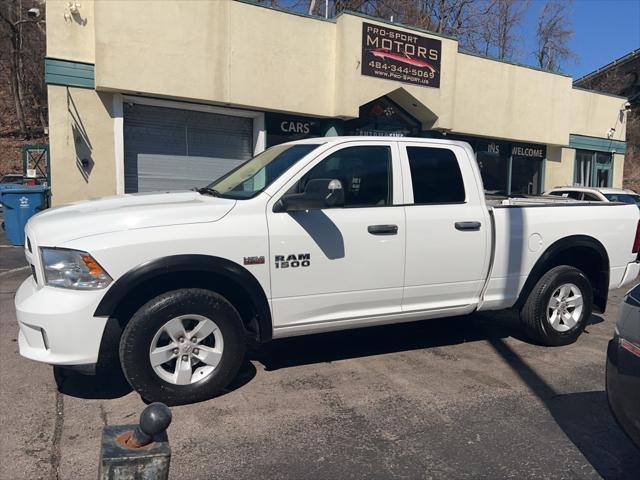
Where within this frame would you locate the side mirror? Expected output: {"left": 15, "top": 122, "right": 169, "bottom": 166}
{"left": 275, "top": 178, "right": 344, "bottom": 212}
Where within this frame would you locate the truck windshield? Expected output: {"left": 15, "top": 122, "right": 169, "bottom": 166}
{"left": 604, "top": 193, "right": 640, "bottom": 206}
{"left": 201, "top": 143, "right": 322, "bottom": 199}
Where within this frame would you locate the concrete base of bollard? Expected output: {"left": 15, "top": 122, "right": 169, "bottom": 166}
{"left": 99, "top": 424, "right": 171, "bottom": 480}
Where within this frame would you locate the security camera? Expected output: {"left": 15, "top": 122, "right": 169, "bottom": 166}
{"left": 27, "top": 7, "right": 40, "bottom": 19}
{"left": 623, "top": 101, "right": 632, "bottom": 111}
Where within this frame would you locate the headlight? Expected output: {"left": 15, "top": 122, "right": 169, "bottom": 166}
{"left": 41, "top": 248, "right": 112, "bottom": 290}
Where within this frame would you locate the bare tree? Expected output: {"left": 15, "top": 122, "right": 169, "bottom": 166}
{"left": 535, "top": 0, "right": 576, "bottom": 72}
{"left": 492, "top": 0, "right": 529, "bottom": 60}
{"left": 0, "top": 0, "right": 46, "bottom": 138}
{"left": 287, "top": 1, "right": 530, "bottom": 62}
{"left": 359, "top": 0, "right": 485, "bottom": 42}
{"left": 334, "top": 0, "right": 371, "bottom": 14}
{"left": 457, "top": 0, "right": 498, "bottom": 55}
{"left": 432, "top": 0, "right": 476, "bottom": 34}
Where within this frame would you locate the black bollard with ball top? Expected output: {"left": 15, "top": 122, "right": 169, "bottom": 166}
{"left": 99, "top": 402, "right": 172, "bottom": 480}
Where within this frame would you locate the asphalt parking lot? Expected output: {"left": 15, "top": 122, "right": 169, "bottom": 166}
{"left": 1, "top": 228, "right": 639, "bottom": 480}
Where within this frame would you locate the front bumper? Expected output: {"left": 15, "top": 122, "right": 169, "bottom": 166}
{"left": 15, "top": 276, "right": 109, "bottom": 366}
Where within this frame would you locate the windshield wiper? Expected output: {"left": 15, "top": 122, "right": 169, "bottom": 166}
{"left": 196, "top": 187, "right": 222, "bottom": 197}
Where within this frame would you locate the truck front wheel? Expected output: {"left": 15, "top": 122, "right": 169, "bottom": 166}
{"left": 119, "top": 288, "right": 246, "bottom": 405}
{"left": 520, "top": 265, "right": 593, "bottom": 346}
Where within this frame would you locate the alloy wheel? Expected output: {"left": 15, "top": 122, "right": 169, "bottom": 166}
{"left": 148, "top": 314, "right": 224, "bottom": 385}
{"left": 547, "top": 283, "right": 584, "bottom": 332}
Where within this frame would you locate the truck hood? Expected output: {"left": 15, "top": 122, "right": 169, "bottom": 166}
{"left": 27, "top": 191, "right": 236, "bottom": 246}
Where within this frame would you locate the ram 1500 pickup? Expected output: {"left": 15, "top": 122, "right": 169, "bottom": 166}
{"left": 15, "top": 137, "right": 640, "bottom": 404}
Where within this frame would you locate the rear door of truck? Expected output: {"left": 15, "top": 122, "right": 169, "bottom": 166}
{"left": 398, "top": 141, "right": 492, "bottom": 312}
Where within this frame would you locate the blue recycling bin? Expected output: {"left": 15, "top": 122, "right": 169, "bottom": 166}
{"left": 0, "top": 185, "right": 49, "bottom": 246}
{"left": 0, "top": 183, "right": 24, "bottom": 192}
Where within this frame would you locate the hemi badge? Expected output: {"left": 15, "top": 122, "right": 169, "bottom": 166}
{"left": 244, "top": 256, "right": 265, "bottom": 265}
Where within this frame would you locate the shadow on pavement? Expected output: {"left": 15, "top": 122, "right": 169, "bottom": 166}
{"left": 489, "top": 337, "right": 640, "bottom": 480}
{"left": 53, "top": 310, "right": 519, "bottom": 401}
{"left": 252, "top": 310, "right": 524, "bottom": 371}
{"left": 252, "top": 309, "right": 605, "bottom": 372}
{"left": 223, "top": 359, "right": 258, "bottom": 393}
{"left": 53, "top": 358, "right": 257, "bottom": 402}
{"left": 54, "top": 365, "right": 133, "bottom": 400}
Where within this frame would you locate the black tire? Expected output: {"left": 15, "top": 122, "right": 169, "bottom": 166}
{"left": 119, "top": 288, "right": 246, "bottom": 405}
{"left": 520, "top": 265, "right": 593, "bottom": 346}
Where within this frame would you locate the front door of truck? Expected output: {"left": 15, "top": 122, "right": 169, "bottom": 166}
{"left": 266, "top": 141, "right": 406, "bottom": 330}
{"left": 399, "top": 142, "right": 490, "bottom": 312}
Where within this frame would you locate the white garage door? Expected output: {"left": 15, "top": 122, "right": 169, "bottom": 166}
{"left": 124, "top": 104, "right": 253, "bottom": 193}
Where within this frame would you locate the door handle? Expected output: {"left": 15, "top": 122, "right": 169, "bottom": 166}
{"left": 368, "top": 224, "right": 398, "bottom": 235}
{"left": 455, "top": 221, "right": 481, "bottom": 231}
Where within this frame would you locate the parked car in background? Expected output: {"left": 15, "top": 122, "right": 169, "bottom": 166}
{"left": 545, "top": 186, "right": 640, "bottom": 207}
{"left": 0, "top": 174, "right": 25, "bottom": 184}
{"left": 606, "top": 283, "right": 640, "bottom": 449}
{"left": 0, "top": 174, "right": 45, "bottom": 187}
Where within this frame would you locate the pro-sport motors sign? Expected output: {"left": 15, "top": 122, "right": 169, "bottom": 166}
{"left": 361, "top": 22, "right": 441, "bottom": 88}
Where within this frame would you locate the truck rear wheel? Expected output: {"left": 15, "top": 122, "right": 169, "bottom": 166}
{"left": 119, "top": 288, "right": 246, "bottom": 405}
{"left": 520, "top": 265, "right": 593, "bottom": 346}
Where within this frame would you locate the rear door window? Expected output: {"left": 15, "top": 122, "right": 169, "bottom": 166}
{"left": 406, "top": 147, "right": 465, "bottom": 204}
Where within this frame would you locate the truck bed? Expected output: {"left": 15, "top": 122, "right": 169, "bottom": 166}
{"left": 480, "top": 196, "right": 639, "bottom": 312}
{"left": 485, "top": 194, "right": 621, "bottom": 208}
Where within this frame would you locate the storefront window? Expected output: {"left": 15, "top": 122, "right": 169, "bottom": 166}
{"left": 574, "top": 150, "right": 612, "bottom": 187}
{"left": 477, "top": 150, "right": 509, "bottom": 195}
{"left": 511, "top": 157, "right": 543, "bottom": 195}
{"left": 449, "top": 135, "right": 545, "bottom": 196}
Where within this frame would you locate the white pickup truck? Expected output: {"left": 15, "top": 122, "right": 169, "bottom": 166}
{"left": 15, "top": 137, "right": 640, "bottom": 404}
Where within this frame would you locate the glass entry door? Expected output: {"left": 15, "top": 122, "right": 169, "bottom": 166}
{"left": 574, "top": 150, "right": 612, "bottom": 187}
{"left": 593, "top": 152, "right": 613, "bottom": 187}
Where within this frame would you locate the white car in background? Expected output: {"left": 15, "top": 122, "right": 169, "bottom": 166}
{"left": 545, "top": 186, "right": 640, "bottom": 207}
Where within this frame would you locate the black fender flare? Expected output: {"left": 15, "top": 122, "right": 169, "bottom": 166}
{"left": 94, "top": 254, "right": 273, "bottom": 342}
{"left": 516, "top": 234, "right": 610, "bottom": 312}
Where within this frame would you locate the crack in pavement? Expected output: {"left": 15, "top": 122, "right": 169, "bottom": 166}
{"left": 99, "top": 403, "right": 108, "bottom": 427}
{"left": 49, "top": 391, "right": 64, "bottom": 480}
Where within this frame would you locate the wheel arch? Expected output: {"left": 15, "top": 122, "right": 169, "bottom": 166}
{"left": 516, "top": 235, "right": 610, "bottom": 313}
{"left": 94, "top": 255, "right": 272, "bottom": 344}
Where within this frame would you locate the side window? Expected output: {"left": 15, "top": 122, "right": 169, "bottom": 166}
{"left": 582, "top": 193, "right": 600, "bottom": 201}
{"left": 565, "top": 191, "right": 583, "bottom": 200}
{"left": 406, "top": 147, "right": 465, "bottom": 204}
{"left": 298, "top": 146, "right": 392, "bottom": 207}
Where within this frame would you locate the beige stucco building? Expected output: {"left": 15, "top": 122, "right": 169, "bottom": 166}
{"left": 44, "top": 0, "right": 629, "bottom": 205}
